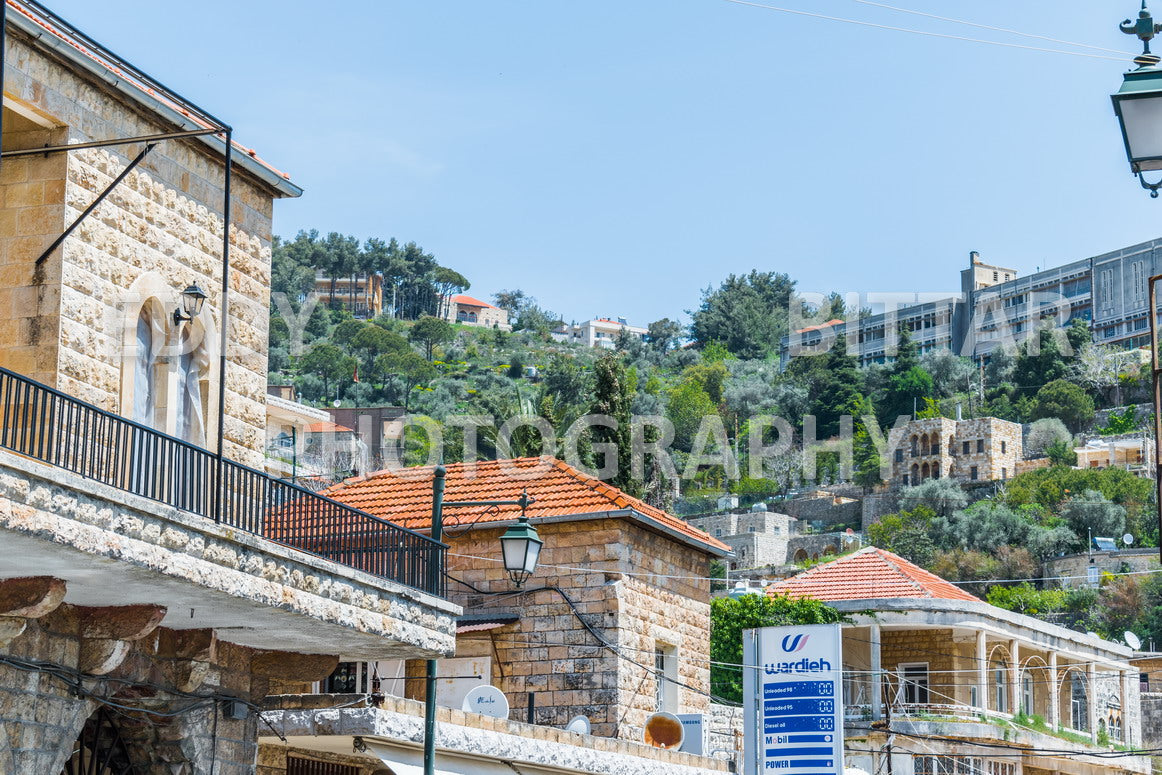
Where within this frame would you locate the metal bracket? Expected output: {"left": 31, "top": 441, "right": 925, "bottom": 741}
{"left": 1, "top": 128, "right": 218, "bottom": 159}
{"left": 35, "top": 142, "right": 156, "bottom": 265}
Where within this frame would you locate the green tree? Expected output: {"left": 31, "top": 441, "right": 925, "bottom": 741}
{"left": 879, "top": 329, "right": 935, "bottom": 425}
{"left": 1030, "top": 379, "right": 1095, "bottom": 432}
{"left": 646, "top": 318, "right": 683, "bottom": 352}
{"left": 590, "top": 354, "right": 642, "bottom": 496}
{"left": 300, "top": 343, "right": 355, "bottom": 397}
{"left": 1026, "top": 418, "right": 1072, "bottom": 457}
{"left": 377, "top": 350, "right": 436, "bottom": 410}
{"left": 350, "top": 325, "right": 407, "bottom": 372}
{"left": 809, "top": 339, "right": 865, "bottom": 438}
{"left": 1061, "top": 490, "right": 1126, "bottom": 543}
{"left": 667, "top": 378, "right": 717, "bottom": 451}
{"left": 1012, "top": 328, "right": 1070, "bottom": 400}
{"left": 691, "top": 271, "right": 795, "bottom": 358}
{"left": 1045, "top": 440, "right": 1078, "bottom": 466}
{"left": 408, "top": 316, "right": 454, "bottom": 360}
{"left": 866, "top": 506, "right": 937, "bottom": 566}
{"left": 852, "top": 423, "right": 883, "bottom": 489}
{"left": 710, "top": 594, "right": 848, "bottom": 703}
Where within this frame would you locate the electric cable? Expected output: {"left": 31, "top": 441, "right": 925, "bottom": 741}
{"left": 718, "top": 0, "right": 1127, "bottom": 62}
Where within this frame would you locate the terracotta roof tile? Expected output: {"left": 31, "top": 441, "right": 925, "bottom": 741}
{"left": 306, "top": 421, "right": 354, "bottom": 433}
{"left": 320, "top": 456, "right": 730, "bottom": 555}
{"left": 452, "top": 294, "right": 497, "bottom": 309}
{"left": 767, "top": 547, "right": 980, "bottom": 603}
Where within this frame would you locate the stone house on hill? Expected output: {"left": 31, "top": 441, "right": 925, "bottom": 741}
{"left": 0, "top": 3, "right": 460, "bottom": 773}
{"left": 763, "top": 548, "right": 1148, "bottom": 775}
{"left": 889, "top": 416, "right": 1023, "bottom": 487}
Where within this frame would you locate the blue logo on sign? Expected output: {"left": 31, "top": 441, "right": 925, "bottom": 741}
{"left": 781, "top": 634, "right": 809, "bottom": 653}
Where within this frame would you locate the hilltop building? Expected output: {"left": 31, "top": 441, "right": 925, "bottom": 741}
{"left": 442, "top": 293, "right": 511, "bottom": 330}
{"left": 554, "top": 317, "right": 648, "bottom": 348}
{"left": 781, "top": 239, "right": 1162, "bottom": 366}
{"left": 889, "top": 416, "right": 1023, "bottom": 486}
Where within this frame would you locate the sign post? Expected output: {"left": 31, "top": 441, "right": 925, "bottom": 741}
{"left": 743, "top": 624, "right": 844, "bottom": 775}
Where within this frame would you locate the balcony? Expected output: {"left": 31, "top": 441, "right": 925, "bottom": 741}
{"left": 0, "top": 366, "right": 457, "bottom": 658}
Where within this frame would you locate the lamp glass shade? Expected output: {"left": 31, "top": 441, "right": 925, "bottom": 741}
{"left": 500, "top": 518, "right": 543, "bottom": 586}
{"left": 1113, "top": 68, "right": 1162, "bottom": 172}
{"left": 181, "top": 284, "right": 209, "bottom": 318}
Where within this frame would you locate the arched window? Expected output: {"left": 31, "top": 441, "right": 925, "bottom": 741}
{"left": 921, "top": 434, "right": 929, "bottom": 456}
{"left": 132, "top": 304, "right": 163, "bottom": 428}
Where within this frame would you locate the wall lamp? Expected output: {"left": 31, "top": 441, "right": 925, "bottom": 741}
{"left": 172, "top": 284, "right": 208, "bottom": 326}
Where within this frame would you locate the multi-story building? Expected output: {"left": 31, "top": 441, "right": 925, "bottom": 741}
{"left": 312, "top": 271, "right": 384, "bottom": 318}
{"left": 766, "top": 548, "right": 1149, "bottom": 775}
{"left": 0, "top": 3, "right": 458, "bottom": 773}
{"left": 554, "top": 317, "right": 648, "bottom": 348}
{"left": 688, "top": 509, "right": 794, "bottom": 570}
{"left": 888, "top": 416, "right": 1023, "bottom": 487}
{"left": 781, "top": 239, "right": 1162, "bottom": 366}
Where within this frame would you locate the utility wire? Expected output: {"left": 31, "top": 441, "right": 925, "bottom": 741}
{"left": 847, "top": 0, "right": 1128, "bottom": 55}
{"left": 719, "top": 0, "right": 1127, "bottom": 62}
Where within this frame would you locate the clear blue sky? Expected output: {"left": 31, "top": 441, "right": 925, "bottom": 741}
{"left": 43, "top": 0, "right": 1162, "bottom": 326}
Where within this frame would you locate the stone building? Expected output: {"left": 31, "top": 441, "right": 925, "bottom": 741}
{"left": 687, "top": 509, "right": 793, "bottom": 570}
{"left": 889, "top": 416, "right": 1023, "bottom": 487}
{"left": 0, "top": 3, "right": 459, "bottom": 773}
{"left": 441, "top": 292, "right": 511, "bottom": 330}
{"left": 758, "top": 548, "right": 1149, "bottom": 775}
{"left": 1044, "top": 548, "right": 1160, "bottom": 590}
{"left": 261, "top": 456, "right": 734, "bottom": 773}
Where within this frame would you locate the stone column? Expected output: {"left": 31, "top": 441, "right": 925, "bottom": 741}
{"left": 1009, "top": 639, "right": 1020, "bottom": 715}
{"left": 1087, "top": 661, "right": 1098, "bottom": 743}
{"left": 1049, "top": 652, "right": 1059, "bottom": 729}
{"left": 870, "top": 624, "right": 882, "bottom": 721}
{"left": 976, "top": 630, "right": 987, "bottom": 711}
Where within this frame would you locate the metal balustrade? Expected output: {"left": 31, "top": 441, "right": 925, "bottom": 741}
{"left": 0, "top": 366, "right": 445, "bottom": 597}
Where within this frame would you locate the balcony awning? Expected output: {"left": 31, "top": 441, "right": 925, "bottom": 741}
{"left": 362, "top": 740, "right": 516, "bottom": 775}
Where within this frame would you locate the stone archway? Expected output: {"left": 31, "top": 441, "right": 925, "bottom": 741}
{"left": 60, "top": 706, "right": 140, "bottom": 775}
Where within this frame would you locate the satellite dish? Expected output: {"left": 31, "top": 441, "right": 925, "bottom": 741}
{"left": 332, "top": 399, "right": 342, "bottom": 408}
{"left": 1124, "top": 533, "right": 1135, "bottom": 546}
{"left": 1126, "top": 631, "right": 1143, "bottom": 650}
{"left": 643, "top": 711, "right": 685, "bottom": 749}
{"left": 461, "top": 685, "right": 509, "bottom": 719}
{"left": 564, "top": 715, "right": 591, "bottom": 735}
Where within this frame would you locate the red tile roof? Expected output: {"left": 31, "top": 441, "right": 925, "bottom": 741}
{"left": 794, "top": 318, "right": 846, "bottom": 334}
{"left": 767, "top": 547, "right": 980, "bottom": 603}
{"left": 306, "top": 421, "right": 354, "bottom": 433}
{"left": 452, "top": 294, "right": 497, "bottom": 309}
{"left": 320, "top": 456, "right": 730, "bottom": 555}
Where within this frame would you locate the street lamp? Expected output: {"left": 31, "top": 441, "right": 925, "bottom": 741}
{"left": 1112, "top": 2, "right": 1162, "bottom": 196}
{"left": 499, "top": 510, "right": 543, "bottom": 588}
{"left": 172, "top": 283, "right": 208, "bottom": 325}
{"left": 1113, "top": 4, "right": 1162, "bottom": 565}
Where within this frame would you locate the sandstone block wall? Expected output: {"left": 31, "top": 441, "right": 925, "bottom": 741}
{"left": 433, "top": 518, "right": 713, "bottom": 741}
{"left": 2, "top": 27, "right": 284, "bottom": 467}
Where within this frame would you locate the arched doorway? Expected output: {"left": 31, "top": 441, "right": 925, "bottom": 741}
{"left": 61, "top": 707, "right": 139, "bottom": 774}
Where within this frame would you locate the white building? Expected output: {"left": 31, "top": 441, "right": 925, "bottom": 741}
{"left": 554, "top": 317, "right": 648, "bottom": 348}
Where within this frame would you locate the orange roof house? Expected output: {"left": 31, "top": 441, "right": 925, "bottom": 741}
{"left": 767, "top": 546, "right": 979, "bottom": 603}
{"left": 756, "top": 546, "right": 1144, "bottom": 767}
{"left": 319, "top": 456, "right": 727, "bottom": 739}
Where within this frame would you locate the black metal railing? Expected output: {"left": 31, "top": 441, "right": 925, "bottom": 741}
{"left": 0, "top": 366, "right": 445, "bottom": 597}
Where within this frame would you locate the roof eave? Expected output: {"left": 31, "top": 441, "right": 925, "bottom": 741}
{"left": 8, "top": 11, "right": 303, "bottom": 199}
{"left": 532, "top": 508, "right": 733, "bottom": 558}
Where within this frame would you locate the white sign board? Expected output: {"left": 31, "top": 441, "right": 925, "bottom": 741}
{"left": 743, "top": 624, "right": 844, "bottom": 775}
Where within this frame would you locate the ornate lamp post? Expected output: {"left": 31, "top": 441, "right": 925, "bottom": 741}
{"left": 1112, "top": 3, "right": 1162, "bottom": 563}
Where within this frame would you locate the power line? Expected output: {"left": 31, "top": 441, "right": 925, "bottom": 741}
{"left": 719, "top": 0, "right": 1127, "bottom": 62}
{"left": 846, "top": 0, "right": 1127, "bottom": 56}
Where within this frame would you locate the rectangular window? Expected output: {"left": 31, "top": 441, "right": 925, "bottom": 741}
{"left": 1000, "top": 441, "right": 1006, "bottom": 453}
{"left": 962, "top": 441, "right": 970, "bottom": 455}
{"left": 899, "top": 663, "right": 930, "bottom": 704}
{"left": 977, "top": 439, "right": 984, "bottom": 453}
{"left": 895, "top": 448, "right": 904, "bottom": 462}
{"left": 322, "top": 662, "right": 369, "bottom": 694}
{"left": 970, "top": 466, "right": 979, "bottom": 480}
{"left": 995, "top": 667, "right": 1007, "bottom": 713}
{"left": 655, "top": 643, "right": 678, "bottom": 713}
